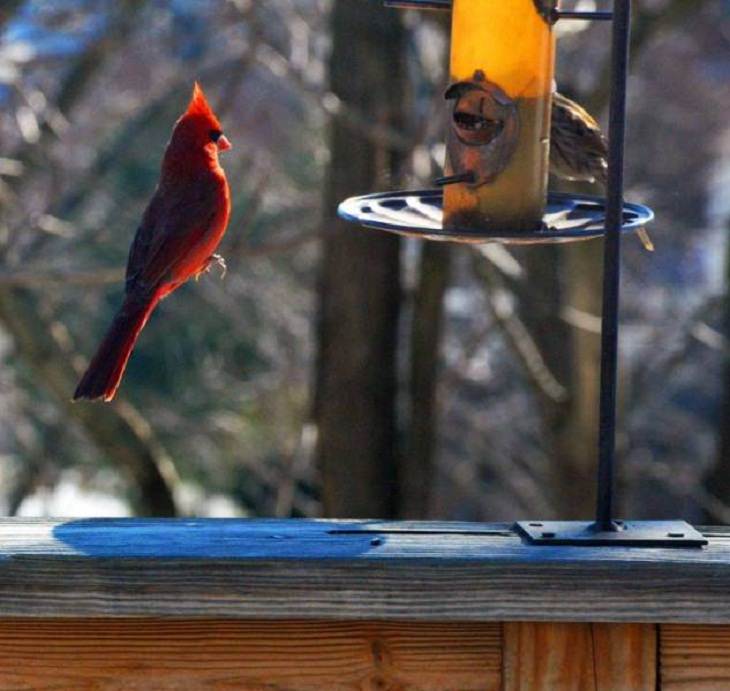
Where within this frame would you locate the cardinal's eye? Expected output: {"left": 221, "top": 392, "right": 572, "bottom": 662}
{"left": 209, "top": 129, "right": 222, "bottom": 142}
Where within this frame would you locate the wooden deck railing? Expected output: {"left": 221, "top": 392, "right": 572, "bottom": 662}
{"left": 1, "top": 518, "right": 729, "bottom": 689}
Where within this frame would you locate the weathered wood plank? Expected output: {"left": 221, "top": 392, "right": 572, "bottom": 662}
{"left": 0, "top": 618, "right": 502, "bottom": 690}
{"left": 0, "top": 519, "right": 728, "bottom": 622}
{"left": 593, "top": 623, "right": 657, "bottom": 691}
{"left": 503, "top": 622, "right": 596, "bottom": 691}
{"left": 503, "top": 623, "right": 656, "bottom": 691}
{"left": 661, "top": 624, "right": 730, "bottom": 690}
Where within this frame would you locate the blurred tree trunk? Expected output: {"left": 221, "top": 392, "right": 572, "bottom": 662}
{"left": 315, "top": 1, "right": 406, "bottom": 518}
{"left": 509, "top": 245, "right": 572, "bottom": 516}
{"left": 463, "top": 179, "right": 600, "bottom": 521}
{"left": 550, "top": 240, "right": 604, "bottom": 518}
{"left": 703, "top": 220, "right": 730, "bottom": 523}
{"left": 512, "top": 236, "right": 603, "bottom": 520}
{"left": 399, "top": 12, "right": 451, "bottom": 520}
{"left": 401, "top": 243, "right": 451, "bottom": 518}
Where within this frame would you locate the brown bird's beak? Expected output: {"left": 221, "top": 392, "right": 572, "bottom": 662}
{"left": 217, "top": 135, "right": 232, "bottom": 152}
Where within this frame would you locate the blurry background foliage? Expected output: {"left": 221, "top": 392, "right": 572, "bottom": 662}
{"left": 0, "top": 0, "right": 729, "bottom": 523}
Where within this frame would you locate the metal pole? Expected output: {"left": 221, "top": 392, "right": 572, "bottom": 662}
{"left": 555, "top": 10, "right": 613, "bottom": 21}
{"left": 594, "top": 0, "right": 631, "bottom": 532}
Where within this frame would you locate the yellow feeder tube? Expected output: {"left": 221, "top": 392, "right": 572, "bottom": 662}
{"left": 444, "top": 0, "right": 555, "bottom": 234}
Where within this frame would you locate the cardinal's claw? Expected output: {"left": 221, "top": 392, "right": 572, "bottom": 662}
{"left": 196, "top": 254, "right": 227, "bottom": 281}
{"left": 210, "top": 253, "right": 227, "bottom": 279}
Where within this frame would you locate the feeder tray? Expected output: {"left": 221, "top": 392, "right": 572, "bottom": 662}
{"left": 337, "top": 189, "right": 654, "bottom": 245}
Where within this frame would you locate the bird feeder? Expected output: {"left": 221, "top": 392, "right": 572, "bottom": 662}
{"left": 442, "top": 0, "right": 554, "bottom": 233}
{"left": 339, "top": 1, "right": 704, "bottom": 547}
{"left": 339, "top": 0, "right": 655, "bottom": 247}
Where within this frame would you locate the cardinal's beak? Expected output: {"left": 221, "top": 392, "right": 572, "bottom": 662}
{"left": 217, "top": 135, "right": 232, "bottom": 152}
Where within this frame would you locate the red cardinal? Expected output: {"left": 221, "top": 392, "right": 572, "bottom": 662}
{"left": 74, "top": 82, "right": 231, "bottom": 402}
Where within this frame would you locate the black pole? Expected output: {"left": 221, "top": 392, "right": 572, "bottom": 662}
{"left": 594, "top": 0, "right": 631, "bottom": 532}
{"left": 554, "top": 10, "right": 613, "bottom": 21}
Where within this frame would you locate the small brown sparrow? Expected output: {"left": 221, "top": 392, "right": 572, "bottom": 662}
{"left": 550, "top": 91, "right": 653, "bottom": 251}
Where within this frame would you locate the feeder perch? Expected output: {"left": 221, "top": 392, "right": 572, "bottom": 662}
{"left": 338, "top": 1, "right": 702, "bottom": 548}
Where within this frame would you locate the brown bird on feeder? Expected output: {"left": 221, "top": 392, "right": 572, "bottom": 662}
{"left": 550, "top": 91, "right": 654, "bottom": 251}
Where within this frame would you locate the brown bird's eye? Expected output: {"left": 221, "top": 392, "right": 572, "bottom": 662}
{"left": 209, "top": 129, "right": 222, "bottom": 142}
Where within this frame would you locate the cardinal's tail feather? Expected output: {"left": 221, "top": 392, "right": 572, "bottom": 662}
{"left": 73, "top": 291, "right": 160, "bottom": 402}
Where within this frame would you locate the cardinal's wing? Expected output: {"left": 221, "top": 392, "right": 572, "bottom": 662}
{"left": 125, "top": 174, "right": 222, "bottom": 294}
{"left": 125, "top": 188, "right": 164, "bottom": 293}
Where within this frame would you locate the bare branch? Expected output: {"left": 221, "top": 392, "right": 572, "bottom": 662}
{"left": 470, "top": 251, "right": 568, "bottom": 403}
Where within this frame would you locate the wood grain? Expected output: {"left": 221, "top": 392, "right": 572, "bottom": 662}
{"left": 593, "top": 623, "right": 657, "bottom": 691}
{"left": 503, "top": 622, "right": 656, "bottom": 691}
{"left": 0, "top": 618, "right": 501, "bottom": 690}
{"left": 503, "top": 622, "right": 596, "bottom": 691}
{"left": 0, "top": 519, "right": 727, "bottom": 622}
{"left": 661, "top": 624, "right": 730, "bottom": 690}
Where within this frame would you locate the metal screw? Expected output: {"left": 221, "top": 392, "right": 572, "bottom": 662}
{"left": 529, "top": 522, "right": 543, "bottom": 527}
{"left": 667, "top": 532, "right": 685, "bottom": 538}
{"left": 370, "top": 537, "right": 383, "bottom": 546}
